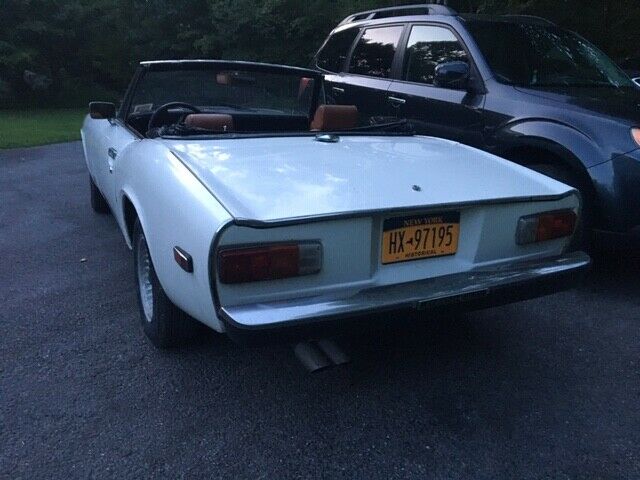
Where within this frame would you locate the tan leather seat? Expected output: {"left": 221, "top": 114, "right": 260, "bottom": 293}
{"left": 184, "top": 114, "right": 234, "bottom": 132}
{"left": 310, "top": 105, "right": 358, "bottom": 131}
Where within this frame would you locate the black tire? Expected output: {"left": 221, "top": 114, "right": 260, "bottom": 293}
{"left": 132, "top": 219, "right": 203, "bottom": 348}
{"left": 528, "top": 163, "right": 591, "bottom": 250}
{"left": 90, "top": 176, "right": 110, "bottom": 214}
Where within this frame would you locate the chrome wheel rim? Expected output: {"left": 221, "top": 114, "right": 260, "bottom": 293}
{"left": 136, "top": 234, "right": 154, "bottom": 322}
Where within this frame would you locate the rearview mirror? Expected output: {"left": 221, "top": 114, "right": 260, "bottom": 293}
{"left": 434, "top": 61, "right": 470, "bottom": 90}
{"left": 216, "top": 71, "right": 256, "bottom": 86}
{"left": 89, "top": 102, "right": 116, "bottom": 120}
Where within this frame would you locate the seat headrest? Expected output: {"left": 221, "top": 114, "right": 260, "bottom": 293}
{"left": 310, "top": 105, "right": 358, "bottom": 131}
{"left": 184, "top": 114, "right": 234, "bottom": 132}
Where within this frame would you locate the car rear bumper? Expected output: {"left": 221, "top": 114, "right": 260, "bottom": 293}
{"left": 219, "top": 251, "right": 591, "bottom": 339}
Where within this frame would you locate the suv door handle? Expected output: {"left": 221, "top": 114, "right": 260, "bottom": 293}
{"left": 387, "top": 96, "right": 406, "bottom": 107}
{"left": 332, "top": 86, "right": 345, "bottom": 95}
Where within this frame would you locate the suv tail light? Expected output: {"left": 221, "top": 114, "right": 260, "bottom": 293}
{"left": 516, "top": 210, "right": 577, "bottom": 245}
{"left": 218, "top": 242, "right": 322, "bottom": 284}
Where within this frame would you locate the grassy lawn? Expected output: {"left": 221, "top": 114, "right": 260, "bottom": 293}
{"left": 0, "top": 109, "right": 86, "bottom": 149}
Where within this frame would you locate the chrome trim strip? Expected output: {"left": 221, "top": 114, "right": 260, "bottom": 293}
{"left": 230, "top": 190, "right": 578, "bottom": 229}
{"left": 139, "top": 60, "right": 320, "bottom": 78}
{"left": 208, "top": 218, "right": 237, "bottom": 331}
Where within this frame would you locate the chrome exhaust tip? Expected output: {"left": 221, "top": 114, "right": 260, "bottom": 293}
{"left": 294, "top": 339, "right": 350, "bottom": 373}
{"left": 316, "top": 339, "right": 350, "bottom": 366}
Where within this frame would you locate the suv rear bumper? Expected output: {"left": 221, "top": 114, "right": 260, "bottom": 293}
{"left": 219, "top": 251, "right": 591, "bottom": 339}
{"left": 593, "top": 225, "right": 640, "bottom": 248}
{"left": 589, "top": 150, "right": 640, "bottom": 236}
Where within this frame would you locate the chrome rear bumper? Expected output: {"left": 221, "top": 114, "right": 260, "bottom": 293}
{"left": 219, "top": 251, "right": 591, "bottom": 334}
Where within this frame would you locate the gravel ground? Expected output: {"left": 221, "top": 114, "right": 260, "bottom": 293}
{"left": 1, "top": 142, "right": 639, "bottom": 479}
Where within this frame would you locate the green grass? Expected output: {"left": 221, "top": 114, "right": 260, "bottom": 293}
{"left": 0, "top": 109, "right": 86, "bottom": 149}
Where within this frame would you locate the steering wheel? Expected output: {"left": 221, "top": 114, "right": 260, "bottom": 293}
{"left": 147, "top": 102, "right": 201, "bottom": 131}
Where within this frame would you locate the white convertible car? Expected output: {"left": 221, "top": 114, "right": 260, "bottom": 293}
{"left": 82, "top": 60, "right": 590, "bottom": 348}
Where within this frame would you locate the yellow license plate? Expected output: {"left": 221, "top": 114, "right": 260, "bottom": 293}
{"left": 382, "top": 212, "right": 460, "bottom": 265}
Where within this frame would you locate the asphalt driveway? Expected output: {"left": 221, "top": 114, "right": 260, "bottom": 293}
{"left": 1, "top": 142, "right": 639, "bottom": 479}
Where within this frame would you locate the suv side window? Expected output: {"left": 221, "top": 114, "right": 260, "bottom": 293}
{"left": 316, "top": 28, "right": 360, "bottom": 73}
{"left": 403, "top": 25, "right": 469, "bottom": 87}
{"left": 348, "top": 26, "right": 404, "bottom": 78}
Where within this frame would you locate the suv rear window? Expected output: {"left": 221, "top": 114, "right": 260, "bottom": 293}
{"left": 316, "top": 28, "right": 359, "bottom": 73}
{"left": 349, "top": 26, "right": 404, "bottom": 78}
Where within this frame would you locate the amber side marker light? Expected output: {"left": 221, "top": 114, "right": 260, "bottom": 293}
{"left": 632, "top": 128, "right": 640, "bottom": 147}
{"left": 218, "top": 242, "right": 322, "bottom": 284}
{"left": 516, "top": 211, "right": 577, "bottom": 245}
{"left": 173, "top": 246, "right": 193, "bottom": 273}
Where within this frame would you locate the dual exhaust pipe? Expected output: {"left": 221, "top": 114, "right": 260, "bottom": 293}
{"left": 294, "top": 339, "right": 350, "bottom": 372}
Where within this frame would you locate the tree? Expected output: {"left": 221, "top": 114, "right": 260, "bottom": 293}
{"left": 0, "top": 0, "right": 636, "bottom": 108}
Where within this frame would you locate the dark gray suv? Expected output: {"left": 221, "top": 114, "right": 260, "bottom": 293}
{"left": 313, "top": 4, "right": 640, "bottom": 246}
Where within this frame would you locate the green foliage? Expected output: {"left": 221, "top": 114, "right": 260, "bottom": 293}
{"left": 0, "top": 0, "right": 636, "bottom": 108}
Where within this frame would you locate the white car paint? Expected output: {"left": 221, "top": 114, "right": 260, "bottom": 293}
{"left": 82, "top": 116, "right": 584, "bottom": 333}
{"left": 167, "top": 135, "right": 572, "bottom": 224}
{"left": 215, "top": 197, "right": 578, "bottom": 318}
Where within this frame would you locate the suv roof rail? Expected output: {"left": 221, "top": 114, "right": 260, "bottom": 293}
{"left": 498, "top": 14, "right": 555, "bottom": 26}
{"left": 460, "top": 13, "right": 555, "bottom": 27}
{"left": 500, "top": 14, "right": 555, "bottom": 26}
{"left": 337, "top": 3, "right": 458, "bottom": 27}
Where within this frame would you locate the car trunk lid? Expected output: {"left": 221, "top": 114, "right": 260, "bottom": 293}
{"left": 164, "top": 135, "right": 573, "bottom": 224}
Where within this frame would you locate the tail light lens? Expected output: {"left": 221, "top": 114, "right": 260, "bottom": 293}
{"left": 516, "top": 210, "right": 577, "bottom": 245}
{"left": 218, "top": 242, "right": 322, "bottom": 284}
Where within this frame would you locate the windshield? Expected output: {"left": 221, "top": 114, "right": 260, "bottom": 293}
{"left": 129, "top": 67, "right": 316, "bottom": 115}
{"left": 125, "top": 63, "right": 414, "bottom": 138}
{"left": 466, "top": 21, "right": 635, "bottom": 89}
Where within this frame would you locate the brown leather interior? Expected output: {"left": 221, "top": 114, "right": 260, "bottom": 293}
{"left": 184, "top": 114, "right": 234, "bottom": 132}
{"left": 310, "top": 105, "right": 358, "bottom": 131}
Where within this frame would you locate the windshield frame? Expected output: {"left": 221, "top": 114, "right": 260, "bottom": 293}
{"left": 160, "top": 130, "right": 416, "bottom": 142}
{"left": 465, "top": 20, "right": 636, "bottom": 90}
{"left": 122, "top": 60, "right": 323, "bottom": 123}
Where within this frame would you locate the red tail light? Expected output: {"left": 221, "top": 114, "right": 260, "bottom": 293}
{"left": 536, "top": 211, "right": 577, "bottom": 242}
{"left": 218, "top": 242, "right": 322, "bottom": 284}
{"left": 516, "top": 210, "right": 577, "bottom": 245}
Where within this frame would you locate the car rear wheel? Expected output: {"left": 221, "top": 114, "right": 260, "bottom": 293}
{"left": 528, "top": 163, "right": 590, "bottom": 250}
{"left": 133, "top": 219, "right": 203, "bottom": 348}
{"left": 90, "top": 176, "right": 110, "bottom": 214}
